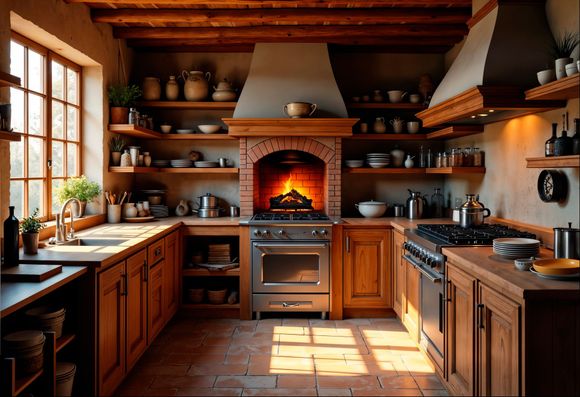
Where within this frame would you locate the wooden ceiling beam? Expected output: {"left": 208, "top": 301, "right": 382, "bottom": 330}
{"left": 67, "top": 0, "right": 472, "bottom": 7}
{"left": 92, "top": 8, "right": 470, "bottom": 25}
{"left": 114, "top": 24, "right": 467, "bottom": 39}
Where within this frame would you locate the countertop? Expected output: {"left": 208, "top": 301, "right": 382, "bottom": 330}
{"left": 341, "top": 217, "right": 455, "bottom": 232}
{"left": 443, "top": 246, "right": 579, "bottom": 301}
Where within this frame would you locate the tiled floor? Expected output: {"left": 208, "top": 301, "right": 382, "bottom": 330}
{"left": 116, "top": 317, "right": 448, "bottom": 396}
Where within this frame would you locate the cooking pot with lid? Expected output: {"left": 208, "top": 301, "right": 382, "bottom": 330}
{"left": 459, "top": 194, "right": 491, "bottom": 228}
{"left": 198, "top": 193, "right": 219, "bottom": 209}
{"left": 554, "top": 222, "right": 580, "bottom": 259}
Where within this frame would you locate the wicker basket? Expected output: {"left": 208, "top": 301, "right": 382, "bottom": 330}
{"left": 207, "top": 288, "right": 227, "bottom": 304}
{"left": 187, "top": 288, "right": 205, "bottom": 304}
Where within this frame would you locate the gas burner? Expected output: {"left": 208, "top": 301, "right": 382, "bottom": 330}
{"left": 417, "top": 224, "right": 535, "bottom": 245}
{"left": 250, "top": 212, "right": 330, "bottom": 223}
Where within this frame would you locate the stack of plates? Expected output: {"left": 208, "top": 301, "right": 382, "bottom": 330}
{"left": 175, "top": 128, "right": 194, "bottom": 134}
{"left": 151, "top": 160, "right": 169, "bottom": 168}
{"left": 194, "top": 161, "right": 219, "bottom": 168}
{"left": 366, "top": 153, "right": 391, "bottom": 168}
{"left": 170, "top": 159, "right": 192, "bottom": 168}
{"left": 150, "top": 205, "right": 169, "bottom": 218}
{"left": 492, "top": 238, "right": 540, "bottom": 259}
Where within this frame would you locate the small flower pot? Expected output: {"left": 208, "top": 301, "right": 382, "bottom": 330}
{"left": 73, "top": 201, "right": 87, "bottom": 218}
{"left": 111, "top": 151, "right": 122, "bottom": 166}
{"left": 110, "top": 107, "right": 129, "bottom": 124}
{"left": 22, "top": 232, "right": 39, "bottom": 255}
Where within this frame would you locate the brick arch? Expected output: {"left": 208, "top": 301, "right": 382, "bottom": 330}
{"left": 246, "top": 137, "right": 335, "bottom": 164}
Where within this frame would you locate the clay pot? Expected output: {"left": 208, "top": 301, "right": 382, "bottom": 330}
{"left": 22, "top": 232, "right": 39, "bottom": 255}
{"left": 110, "top": 107, "right": 128, "bottom": 124}
{"left": 182, "top": 70, "right": 211, "bottom": 101}
{"left": 142, "top": 77, "right": 161, "bottom": 101}
{"left": 165, "top": 76, "right": 179, "bottom": 100}
{"left": 111, "top": 151, "right": 121, "bottom": 166}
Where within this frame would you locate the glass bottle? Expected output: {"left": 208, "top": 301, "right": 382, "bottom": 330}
{"left": 128, "top": 108, "right": 139, "bottom": 125}
{"left": 3, "top": 206, "right": 20, "bottom": 267}
{"left": 431, "top": 188, "right": 444, "bottom": 218}
{"left": 545, "top": 123, "right": 557, "bottom": 157}
{"left": 435, "top": 152, "right": 442, "bottom": 168}
{"left": 426, "top": 148, "right": 433, "bottom": 168}
{"left": 463, "top": 147, "right": 473, "bottom": 167}
{"left": 473, "top": 148, "right": 483, "bottom": 167}
{"left": 572, "top": 118, "right": 580, "bottom": 155}
{"left": 554, "top": 114, "right": 573, "bottom": 156}
{"left": 419, "top": 145, "right": 426, "bottom": 168}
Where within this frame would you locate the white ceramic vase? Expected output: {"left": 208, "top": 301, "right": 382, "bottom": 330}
{"left": 555, "top": 57, "right": 573, "bottom": 79}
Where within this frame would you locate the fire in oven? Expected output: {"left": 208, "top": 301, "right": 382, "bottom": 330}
{"left": 250, "top": 224, "right": 331, "bottom": 320}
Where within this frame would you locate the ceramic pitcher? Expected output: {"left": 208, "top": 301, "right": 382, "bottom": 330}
{"left": 373, "top": 117, "right": 387, "bottom": 133}
{"left": 182, "top": 70, "right": 211, "bottom": 101}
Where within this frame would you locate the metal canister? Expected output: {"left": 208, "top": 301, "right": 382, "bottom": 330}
{"left": 229, "top": 205, "right": 240, "bottom": 217}
{"left": 393, "top": 204, "right": 405, "bottom": 217}
{"left": 554, "top": 222, "right": 580, "bottom": 259}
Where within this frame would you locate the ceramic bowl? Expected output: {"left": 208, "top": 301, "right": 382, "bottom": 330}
{"left": 345, "top": 160, "right": 364, "bottom": 168}
{"left": 407, "top": 121, "right": 421, "bottom": 134}
{"left": 387, "top": 90, "right": 407, "bottom": 103}
{"left": 197, "top": 124, "right": 221, "bottom": 134}
{"left": 160, "top": 124, "right": 172, "bottom": 133}
{"left": 284, "top": 102, "right": 317, "bottom": 118}
{"left": 355, "top": 200, "right": 387, "bottom": 218}
{"left": 565, "top": 63, "right": 578, "bottom": 77}
{"left": 514, "top": 257, "right": 534, "bottom": 271}
{"left": 409, "top": 94, "right": 421, "bottom": 104}
{"left": 537, "top": 69, "right": 556, "bottom": 85}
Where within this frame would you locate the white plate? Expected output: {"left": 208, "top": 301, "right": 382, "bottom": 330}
{"left": 530, "top": 268, "right": 580, "bottom": 280}
{"left": 493, "top": 238, "right": 540, "bottom": 246}
{"left": 176, "top": 129, "right": 194, "bottom": 134}
{"left": 194, "top": 161, "right": 219, "bottom": 168}
{"left": 368, "top": 163, "right": 388, "bottom": 168}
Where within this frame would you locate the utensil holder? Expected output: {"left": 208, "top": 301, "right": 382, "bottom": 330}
{"left": 107, "top": 204, "right": 122, "bottom": 223}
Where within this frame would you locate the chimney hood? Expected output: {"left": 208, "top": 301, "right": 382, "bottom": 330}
{"left": 417, "top": 0, "right": 565, "bottom": 128}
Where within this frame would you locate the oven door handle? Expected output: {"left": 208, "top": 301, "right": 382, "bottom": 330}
{"left": 253, "top": 243, "right": 328, "bottom": 249}
{"left": 403, "top": 254, "right": 442, "bottom": 283}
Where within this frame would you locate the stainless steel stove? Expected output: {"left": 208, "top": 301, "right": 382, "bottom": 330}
{"left": 404, "top": 223, "right": 536, "bottom": 374}
{"left": 249, "top": 212, "right": 333, "bottom": 319}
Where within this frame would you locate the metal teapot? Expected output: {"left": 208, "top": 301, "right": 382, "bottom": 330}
{"left": 407, "top": 189, "right": 427, "bottom": 219}
{"left": 459, "top": 194, "right": 491, "bottom": 228}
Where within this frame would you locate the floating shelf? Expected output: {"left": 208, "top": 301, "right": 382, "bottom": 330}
{"left": 425, "top": 167, "right": 486, "bottom": 174}
{"left": 108, "top": 166, "right": 239, "bottom": 174}
{"left": 346, "top": 133, "right": 428, "bottom": 140}
{"left": 347, "top": 102, "right": 426, "bottom": 110}
{"left": 526, "top": 155, "right": 580, "bottom": 168}
{"left": 426, "top": 125, "right": 484, "bottom": 140}
{"left": 0, "top": 130, "right": 22, "bottom": 142}
{"left": 224, "top": 118, "right": 358, "bottom": 137}
{"left": 183, "top": 267, "right": 240, "bottom": 277}
{"left": 525, "top": 75, "right": 580, "bottom": 101}
{"left": 137, "top": 101, "right": 236, "bottom": 110}
{"left": 0, "top": 71, "right": 21, "bottom": 88}
{"left": 108, "top": 124, "right": 234, "bottom": 140}
{"left": 343, "top": 168, "right": 426, "bottom": 174}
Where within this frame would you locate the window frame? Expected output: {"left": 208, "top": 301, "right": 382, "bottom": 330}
{"left": 9, "top": 32, "right": 83, "bottom": 221}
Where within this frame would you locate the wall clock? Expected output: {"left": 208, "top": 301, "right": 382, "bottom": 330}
{"left": 537, "top": 169, "right": 567, "bottom": 202}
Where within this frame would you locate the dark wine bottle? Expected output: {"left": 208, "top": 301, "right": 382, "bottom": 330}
{"left": 572, "top": 118, "right": 580, "bottom": 155}
{"left": 3, "top": 206, "right": 19, "bottom": 267}
{"left": 554, "top": 114, "right": 573, "bottom": 156}
{"left": 545, "top": 123, "right": 557, "bottom": 157}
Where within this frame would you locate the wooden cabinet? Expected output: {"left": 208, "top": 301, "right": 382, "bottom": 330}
{"left": 125, "top": 250, "right": 148, "bottom": 371}
{"left": 343, "top": 228, "right": 392, "bottom": 309}
{"left": 148, "top": 260, "right": 165, "bottom": 344}
{"left": 478, "top": 283, "right": 519, "bottom": 396}
{"left": 392, "top": 230, "right": 405, "bottom": 318}
{"left": 403, "top": 257, "right": 420, "bottom": 342}
{"left": 97, "top": 262, "right": 126, "bottom": 397}
{"left": 163, "top": 231, "right": 180, "bottom": 322}
{"left": 446, "top": 262, "right": 476, "bottom": 396}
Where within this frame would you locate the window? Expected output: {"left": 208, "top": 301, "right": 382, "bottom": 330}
{"left": 9, "top": 33, "right": 81, "bottom": 220}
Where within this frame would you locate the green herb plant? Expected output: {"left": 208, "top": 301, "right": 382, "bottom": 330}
{"left": 56, "top": 176, "right": 102, "bottom": 203}
{"left": 551, "top": 31, "right": 580, "bottom": 59}
{"left": 20, "top": 208, "right": 46, "bottom": 234}
{"left": 109, "top": 135, "right": 126, "bottom": 152}
{"left": 108, "top": 84, "right": 142, "bottom": 107}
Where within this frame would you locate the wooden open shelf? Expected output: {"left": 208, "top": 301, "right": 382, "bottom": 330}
{"left": 347, "top": 133, "right": 428, "bottom": 140}
{"left": 347, "top": 102, "right": 426, "bottom": 110}
{"left": 109, "top": 166, "right": 239, "bottom": 174}
{"left": 137, "top": 101, "right": 237, "bottom": 110}
{"left": 525, "top": 74, "right": 580, "bottom": 101}
{"left": 13, "top": 369, "right": 44, "bottom": 396}
{"left": 0, "top": 130, "right": 22, "bottom": 142}
{"left": 0, "top": 71, "right": 21, "bottom": 88}
{"left": 343, "top": 168, "right": 426, "bottom": 174}
{"left": 526, "top": 155, "right": 580, "bottom": 168}
{"left": 108, "top": 124, "right": 234, "bottom": 140}
{"left": 182, "top": 303, "right": 240, "bottom": 309}
{"left": 426, "top": 125, "right": 484, "bottom": 140}
{"left": 425, "top": 167, "right": 486, "bottom": 174}
{"left": 55, "top": 334, "right": 76, "bottom": 353}
{"left": 183, "top": 267, "right": 240, "bottom": 277}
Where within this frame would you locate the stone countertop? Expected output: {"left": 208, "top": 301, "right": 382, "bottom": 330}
{"left": 443, "top": 246, "right": 579, "bottom": 301}
{"left": 341, "top": 217, "right": 455, "bottom": 232}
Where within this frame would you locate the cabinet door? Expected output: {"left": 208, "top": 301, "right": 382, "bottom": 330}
{"left": 98, "top": 261, "right": 126, "bottom": 396}
{"left": 403, "top": 257, "right": 420, "bottom": 342}
{"left": 163, "top": 231, "right": 179, "bottom": 322}
{"left": 478, "top": 283, "right": 520, "bottom": 396}
{"left": 148, "top": 260, "right": 165, "bottom": 344}
{"left": 392, "top": 230, "right": 405, "bottom": 318}
{"left": 446, "top": 262, "right": 476, "bottom": 396}
{"left": 343, "top": 228, "right": 392, "bottom": 308}
{"left": 126, "top": 249, "right": 148, "bottom": 371}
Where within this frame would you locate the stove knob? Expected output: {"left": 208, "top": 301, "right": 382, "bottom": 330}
{"left": 320, "top": 229, "right": 328, "bottom": 237}
{"left": 253, "top": 230, "right": 262, "bottom": 237}
{"left": 277, "top": 230, "right": 285, "bottom": 236}
{"left": 262, "top": 230, "right": 271, "bottom": 237}
{"left": 312, "top": 230, "right": 319, "bottom": 237}
{"left": 403, "top": 242, "right": 409, "bottom": 251}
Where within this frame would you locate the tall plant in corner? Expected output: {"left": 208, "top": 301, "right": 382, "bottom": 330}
{"left": 552, "top": 31, "right": 579, "bottom": 79}
{"left": 108, "top": 84, "right": 141, "bottom": 124}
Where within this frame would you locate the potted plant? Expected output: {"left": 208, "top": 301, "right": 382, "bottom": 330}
{"left": 109, "top": 135, "right": 125, "bottom": 166}
{"left": 552, "top": 31, "right": 580, "bottom": 79}
{"left": 20, "top": 208, "right": 45, "bottom": 255}
{"left": 108, "top": 84, "right": 141, "bottom": 124}
{"left": 56, "top": 176, "right": 102, "bottom": 217}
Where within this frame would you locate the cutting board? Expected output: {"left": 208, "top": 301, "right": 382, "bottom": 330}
{"left": 1, "top": 264, "right": 63, "bottom": 282}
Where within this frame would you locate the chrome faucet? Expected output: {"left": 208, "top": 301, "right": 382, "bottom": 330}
{"left": 54, "top": 198, "right": 81, "bottom": 243}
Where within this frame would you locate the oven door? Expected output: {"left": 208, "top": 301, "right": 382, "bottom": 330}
{"left": 252, "top": 241, "right": 330, "bottom": 294}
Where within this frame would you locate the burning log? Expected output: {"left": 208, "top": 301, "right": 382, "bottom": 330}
{"left": 270, "top": 188, "right": 313, "bottom": 210}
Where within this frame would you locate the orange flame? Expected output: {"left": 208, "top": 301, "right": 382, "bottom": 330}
{"left": 283, "top": 175, "right": 293, "bottom": 193}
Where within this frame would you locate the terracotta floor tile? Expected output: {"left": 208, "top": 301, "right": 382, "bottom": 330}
{"left": 248, "top": 355, "right": 314, "bottom": 375}
{"left": 316, "top": 375, "right": 380, "bottom": 388}
{"left": 225, "top": 353, "right": 251, "bottom": 364}
{"left": 273, "top": 325, "right": 307, "bottom": 335}
{"left": 378, "top": 375, "right": 419, "bottom": 389}
{"left": 317, "top": 387, "right": 353, "bottom": 396}
{"left": 228, "top": 344, "right": 279, "bottom": 355}
{"left": 421, "top": 389, "right": 450, "bottom": 396}
{"left": 189, "top": 353, "right": 228, "bottom": 364}
{"left": 175, "top": 388, "right": 243, "bottom": 396}
{"left": 282, "top": 318, "right": 311, "bottom": 326}
{"left": 413, "top": 375, "right": 445, "bottom": 390}
{"left": 215, "top": 375, "right": 277, "bottom": 389}
{"left": 149, "top": 375, "right": 216, "bottom": 389}
{"left": 351, "top": 387, "right": 422, "bottom": 396}
{"left": 133, "top": 364, "right": 190, "bottom": 376}
{"left": 277, "top": 374, "right": 316, "bottom": 388}
{"left": 204, "top": 336, "right": 234, "bottom": 346}
{"left": 187, "top": 363, "right": 248, "bottom": 376}
{"left": 242, "top": 388, "right": 318, "bottom": 396}
{"left": 116, "top": 387, "right": 178, "bottom": 396}
{"left": 118, "top": 372, "right": 155, "bottom": 390}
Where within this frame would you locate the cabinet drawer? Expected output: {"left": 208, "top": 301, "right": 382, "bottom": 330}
{"left": 148, "top": 239, "right": 165, "bottom": 266}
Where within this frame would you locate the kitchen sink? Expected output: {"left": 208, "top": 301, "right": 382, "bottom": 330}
{"left": 55, "top": 238, "right": 130, "bottom": 246}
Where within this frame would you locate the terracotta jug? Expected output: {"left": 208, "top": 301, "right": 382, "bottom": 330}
{"left": 165, "top": 75, "right": 179, "bottom": 100}
{"left": 373, "top": 117, "right": 387, "bottom": 133}
{"left": 142, "top": 77, "right": 161, "bottom": 101}
{"left": 181, "top": 70, "right": 211, "bottom": 101}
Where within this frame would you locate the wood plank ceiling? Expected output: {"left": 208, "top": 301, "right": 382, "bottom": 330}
{"left": 65, "top": 0, "right": 472, "bottom": 52}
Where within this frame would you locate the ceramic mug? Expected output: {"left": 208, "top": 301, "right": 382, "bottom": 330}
{"left": 390, "top": 118, "right": 404, "bottom": 133}
{"left": 387, "top": 90, "right": 407, "bottom": 103}
{"left": 409, "top": 94, "right": 421, "bottom": 104}
{"left": 359, "top": 122, "right": 368, "bottom": 133}
{"left": 407, "top": 121, "right": 421, "bottom": 134}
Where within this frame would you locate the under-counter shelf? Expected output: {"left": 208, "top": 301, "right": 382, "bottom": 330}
{"left": 108, "top": 166, "right": 239, "bottom": 174}
{"left": 136, "top": 101, "right": 236, "bottom": 110}
{"left": 183, "top": 267, "right": 240, "bottom": 277}
{"left": 0, "top": 71, "right": 21, "bottom": 88}
{"left": 525, "top": 155, "right": 580, "bottom": 168}
{"left": 0, "top": 131, "right": 22, "bottom": 142}
{"left": 108, "top": 124, "right": 234, "bottom": 140}
{"left": 525, "top": 75, "right": 580, "bottom": 101}
{"left": 182, "top": 303, "right": 240, "bottom": 309}
{"left": 346, "top": 102, "right": 426, "bottom": 110}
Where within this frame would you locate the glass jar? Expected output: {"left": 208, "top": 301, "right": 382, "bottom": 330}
{"left": 463, "top": 147, "right": 473, "bottom": 167}
{"left": 473, "top": 148, "right": 484, "bottom": 166}
{"left": 139, "top": 114, "right": 148, "bottom": 128}
{"left": 442, "top": 152, "right": 449, "bottom": 168}
{"left": 435, "top": 152, "right": 442, "bottom": 168}
{"left": 128, "top": 108, "right": 139, "bottom": 125}
{"left": 451, "top": 148, "right": 463, "bottom": 167}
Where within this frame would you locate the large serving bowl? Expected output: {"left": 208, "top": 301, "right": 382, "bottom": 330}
{"left": 355, "top": 200, "right": 387, "bottom": 218}
{"left": 283, "top": 102, "right": 318, "bottom": 118}
{"left": 197, "top": 124, "right": 221, "bottom": 134}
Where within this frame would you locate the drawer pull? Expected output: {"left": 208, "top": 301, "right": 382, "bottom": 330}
{"left": 282, "top": 302, "right": 300, "bottom": 308}
{"left": 155, "top": 247, "right": 162, "bottom": 256}
{"left": 143, "top": 260, "right": 148, "bottom": 281}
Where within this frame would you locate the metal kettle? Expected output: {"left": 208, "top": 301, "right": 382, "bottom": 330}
{"left": 459, "top": 194, "right": 491, "bottom": 228}
{"left": 407, "top": 189, "right": 427, "bottom": 220}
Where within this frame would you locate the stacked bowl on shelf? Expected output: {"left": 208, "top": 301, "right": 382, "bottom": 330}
{"left": 170, "top": 159, "right": 193, "bottom": 168}
{"left": 366, "top": 153, "right": 392, "bottom": 168}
